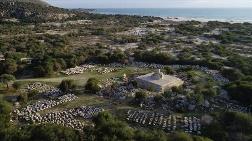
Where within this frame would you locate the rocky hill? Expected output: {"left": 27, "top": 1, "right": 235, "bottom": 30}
{"left": 0, "top": 0, "right": 77, "bottom": 22}
{"left": 0, "top": 0, "right": 49, "bottom": 6}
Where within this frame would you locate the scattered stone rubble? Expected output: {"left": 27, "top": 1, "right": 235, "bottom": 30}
{"left": 211, "top": 97, "right": 251, "bottom": 113}
{"left": 13, "top": 104, "right": 103, "bottom": 131}
{"left": 12, "top": 94, "right": 77, "bottom": 127}
{"left": 14, "top": 94, "right": 77, "bottom": 114}
{"left": 61, "top": 64, "right": 95, "bottom": 75}
{"left": 61, "top": 64, "right": 116, "bottom": 75}
{"left": 14, "top": 82, "right": 106, "bottom": 130}
{"left": 99, "top": 84, "right": 137, "bottom": 100}
{"left": 23, "top": 82, "right": 62, "bottom": 98}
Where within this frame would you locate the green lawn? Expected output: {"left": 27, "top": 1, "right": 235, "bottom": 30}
{"left": 16, "top": 67, "right": 151, "bottom": 86}
{"left": 17, "top": 72, "right": 100, "bottom": 86}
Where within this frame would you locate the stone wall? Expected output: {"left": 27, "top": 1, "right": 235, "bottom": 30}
{"left": 135, "top": 77, "right": 162, "bottom": 92}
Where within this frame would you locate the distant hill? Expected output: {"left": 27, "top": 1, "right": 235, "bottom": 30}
{"left": 0, "top": 0, "right": 78, "bottom": 22}
{"left": 0, "top": 0, "right": 49, "bottom": 6}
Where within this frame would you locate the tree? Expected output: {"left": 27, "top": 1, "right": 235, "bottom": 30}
{"left": 193, "top": 94, "right": 204, "bottom": 105}
{"left": 43, "top": 60, "right": 54, "bottom": 76}
{"left": 220, "top": 112, "right": 252, "bottom": 135}
{"left": 134, "top": 130, "right": 168, "bottom": 141}
{"left": 93, "top": 112, "right": 134, "bottom": 141}
{"left": 164, "top": 66, "right": 175, "bottom": 75}
{"left": 226, "top": 80, "right": 252, "bottom": 105}
{"left": 18, "top": 93, "right": 28, "bottom": 104}
{"left": 28, "top": 124, "right": 80, "bottom": 141}
{"left": 202, "top": 112, "right": 252, "bottom": 141}
{"left": 12, "top": 81, "right": 22, "bottom": 90}
{"left": 171, "top": 86, "right": 183, "bottom": 93}
{"left": 172, "top": 132, "right": 193, "bottom": 141}
{"left": 33, "top": 65, "right": 46, "bottom": 77}
{"left": 0, "top": 74, "right": 15, "bottom": 89}
{"left": 85, "top": 78, "right": 101, "bottom": 93}
{"left": 193, "top": 136, "right": 213, "bottom": 141}
{"left": 221, "top": 68, "right": 243, "bottom": 81}
{"left": 0, "top": 99, "right": 12, "bottom": 141}
{"left": 203, "top": 87, "right": 218, "bottom": 98}
{"left": 135, "top": 91, "right": 147, "bottom": 104}
{"left": 2, "top": 59, "right": 17, "bottom": 74}
{"left": 59, "top": 79, "right": 76, "bottom": 93}
{"left": 154, "top": 95, "right": 163, "bottom": 104}
{"left": 0, "top": 99, "right": 11, "bottom": 130}
{"left": 131, "top": 80, "right": 138, "bottom": 88}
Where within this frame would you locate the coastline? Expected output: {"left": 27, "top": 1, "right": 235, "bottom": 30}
{"left": 92, "top": 8, "right": 252, "bottom": 23}
{"left": 163, "top": 17, "right": 252, "bottom": 23}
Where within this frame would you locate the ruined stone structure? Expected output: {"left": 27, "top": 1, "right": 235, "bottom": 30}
{"left": 135, "top": 69, "right": 184, "bottom": 92}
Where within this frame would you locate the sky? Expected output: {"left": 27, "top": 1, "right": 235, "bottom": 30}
{"left": 45, "top": 0, "right": 252, "bottom": 8}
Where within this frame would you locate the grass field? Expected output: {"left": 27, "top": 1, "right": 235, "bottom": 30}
{"left": 17, "top": 71, "right": 102, "bottom": 86}
{"left": 16, "top": 67, "right": 152, "bottom": 86}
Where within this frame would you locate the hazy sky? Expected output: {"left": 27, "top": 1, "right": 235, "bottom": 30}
{"left": 45, "top": 0, "right": 252, "bottom": 8}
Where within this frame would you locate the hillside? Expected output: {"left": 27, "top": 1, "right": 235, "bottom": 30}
{"left": 0, "top": 0, "right": 77, "bottom": 22}
{"left": 0, "top": 0, "right": 49, "bottom": 6}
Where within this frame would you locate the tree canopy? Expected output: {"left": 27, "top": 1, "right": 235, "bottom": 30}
{"left": 0, "top": 74, "right": 16, "bottom": 89}
{"left": 85, "top": 78, "right": 101, "bottom": 93}
{"left": 59, "top": 79, "right": 76, "bottom": 93}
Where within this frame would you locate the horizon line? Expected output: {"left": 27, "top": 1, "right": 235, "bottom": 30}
{"left": 57, "top": 6, "right": 252, "bottom": 9}
{"left": 88, "top": 7, "right": 252, "bottom": 9}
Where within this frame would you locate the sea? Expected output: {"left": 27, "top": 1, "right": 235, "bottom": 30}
{"left": 94, "top": 8, "right": 252, "bottom": 23}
